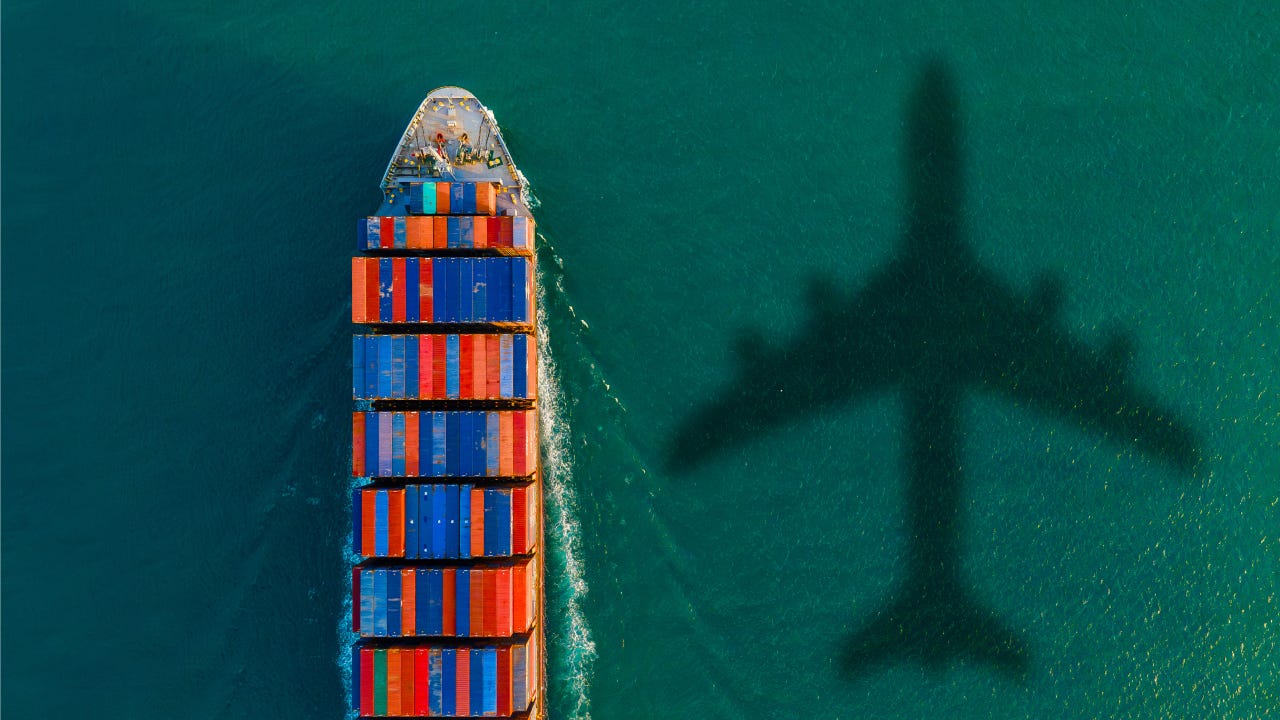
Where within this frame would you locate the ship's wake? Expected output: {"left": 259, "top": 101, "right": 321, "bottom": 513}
{"left": 536, "top": 239, "right": 598, "bottom": 720}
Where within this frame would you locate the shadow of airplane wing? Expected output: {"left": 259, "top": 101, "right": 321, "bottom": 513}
{"left": 666, "top": 270, "right": 906, "bottom": 472}
{"left": 976, "top": 289, "right": 1202, "bottom": 472}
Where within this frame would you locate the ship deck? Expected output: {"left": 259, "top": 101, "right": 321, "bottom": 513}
{"left": 378, "top": 87, "right": 530, "bottom": 219}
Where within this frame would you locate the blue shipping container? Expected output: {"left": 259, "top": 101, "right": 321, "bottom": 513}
{"left": 373, "top": 569, "right": 388, "bottom": 636}
{"left": 406, "top": 258, "right": 420, "bottom": 323}
{"left": 379, "top": 258, "right": 393, "bottom": 322}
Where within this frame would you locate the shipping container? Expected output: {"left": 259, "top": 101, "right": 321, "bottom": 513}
{"left": 352, "top": 410, "right": 538, "bottom": 478}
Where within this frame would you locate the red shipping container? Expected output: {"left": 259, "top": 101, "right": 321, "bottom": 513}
{"left": 433, "top": 216, "right": 447, "bottom": 249}
{"left": 528, "top": 482, "right": 540, "bottom": 552}
{"left": 352, "top": 258, "right": 367, "bottom": 323}
{"left": 361, "top": 491, "right": 376, "bottom": 557}
{"left": 405, "top": 412, "right": 420, "bottom": 475}
{"left": 401, "top": 569, "right": 417, "bottom": 637}
{"left": 392, "top": 258, "right": 406, "bottom": 322}
{"left": 400, "top": 645, "right": 415, "bottom": 716}
{"left": 459, "top": 335, "right": 474, "bottom": 397}
{"left": 360, "top": 647, "right": 375, "bottom": 716}
{"left": 352, "top": 567, "right": 362, "bottom": 631}
{"left": 499, "top": 216, "right": 513, "bottom": 247}
{"left": 513, "top": 411, "right": 527, "bottom": 475}
{"left": 388, "top": 489, "right": 405, "bottom": 557}
{"left": 527, "top": 557, "right": 537, "bottom": 627}
{"left": 431, "top": 335, "right": 447, "bottom": 399}
{"left": 471, "top": 491, "right": 485, "bottom": 556}
{"left": 497, "top": 647, "right": 512, "bottom": 716}
{"left": 353, "top": 413, "right": 366, "bottom": 477}
{"left": 442, "top": 569, "right": 456, "bottom": 635}
{"left": 406, "top": 216, "right": 431, "bottom": 249}
{"left": 419, "top": 256, "right": 433, "bottom": 321}
{"left": 435, "top": 182, "right": 451, "bottom": 215}
{"left": 474, "top": 336, "right": 487, "bottom": 396}
{"left": 512, "top": 487, "right": 527, "bottom": 554}
{"left": 513, "top": 562, "right": 526, "bottom": 632}
{"left": 364, "top": 259, "right": 380, "bottom": 323}
{"left": 495, "top": 567, "right": 512, "bottom": 636}
{"left": 499, "top": 412, "right": 514, "bottom": 475}
{"left": 455, "top": 649, "right": 470, "bottom": 717}
{"left": 414, "top": 649, "right": 431, "bottom": 716}
{"left": 487, "top": 336, "right": 501, "bottom": 399}
{"left": 380, "top": 217, "right": 395, "bottom": 249}
{"left": 418, "top": 336, "right": 433, "bottom": 399}
{"left": 487, "top": 216, "right": 501, "bottom": 247}
{"left": 474, "top": 215, "right": 489, "bottom": 247}
{"left": 471, "top": 570, "right": 485, "bottom": 637}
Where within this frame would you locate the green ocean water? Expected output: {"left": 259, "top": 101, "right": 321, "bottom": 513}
{"left": 3, "top": 1, "right": 1278, "bottom": 718}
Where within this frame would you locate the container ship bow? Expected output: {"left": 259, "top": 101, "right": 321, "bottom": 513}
{"left": 348, "top": 87, "right": 546, "bottom": 719}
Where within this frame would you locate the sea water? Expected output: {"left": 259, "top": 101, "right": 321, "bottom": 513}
{"left": 3, "top": 1, "right": 1277, "bottom": 717}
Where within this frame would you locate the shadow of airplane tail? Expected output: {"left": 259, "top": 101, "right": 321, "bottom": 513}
{"left": 843, "top": 573, "right": 1030, "bottom": 680}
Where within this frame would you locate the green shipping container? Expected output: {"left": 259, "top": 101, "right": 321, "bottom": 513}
{"left": 373, "top": 649, "right": 387, "bottom": 715}
{"left": 419, "top": 183, "right": 436, "bottom": 214}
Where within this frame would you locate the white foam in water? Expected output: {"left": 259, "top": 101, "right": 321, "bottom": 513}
{"left": 336, "top": 476, "right": 360, "bottom": 719}
{"left": 537, "top": 254, "right": 598, "bottom": 720}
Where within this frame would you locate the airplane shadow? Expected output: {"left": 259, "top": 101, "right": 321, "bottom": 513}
{"left": 666, "top": 59, "right": 1200, "bottom": 682}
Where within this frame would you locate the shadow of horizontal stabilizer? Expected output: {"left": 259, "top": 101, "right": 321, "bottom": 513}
{"left": 842, "top": 576, "right": 1030, "bottom": 681}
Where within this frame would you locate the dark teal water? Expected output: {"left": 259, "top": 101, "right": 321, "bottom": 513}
{"left": 3, "top": 2, "right": 1277, "bottom": 717}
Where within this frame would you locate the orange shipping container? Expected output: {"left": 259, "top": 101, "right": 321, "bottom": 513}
{"left": 435, "top": 182, "right": 451, "bottom": 215}
{"left": 406, "top": 216, "right": 432, "bottom": 249}
{"left": 352, "top": 258, "right": 367, "bottom": 323}
{"left": 387, "top": 648, "right": 402, "bottom": 716}
{"left": 471, "top": 490, "right": 485, "bottom": 556}
{"left": 401, "top": 568, "right": 417, "bottom": 637}
{"left": 433, "top": 216, "right": 447, "bottom": 249}
{"left": 388, "top": 489, "right": 405, "bottom": 557}
{"left": 499, "top": 412, "right": 514, "bottom": 475}
{"left": 474, "top": 214, "right": 489, "bottom": 247}
{"left": 476, "top": 182, "right": 496, "bottom": 215}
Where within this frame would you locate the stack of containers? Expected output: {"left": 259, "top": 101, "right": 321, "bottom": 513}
{"left": 351, "top": 635, "right": 539, "bottom": 718}
{"left": 352, "top": 558, "right": 538, "bottom": 638}
{"left": 350, "top": 256, "right": 535, "bottom": 325}
{"left": 352, "top": 411, "right": 539, "bottom": 478}
{"left": 351, "top": 180, "right": 540, "bottom": 718}
{"left": 353, "top": 334, "right": 537, "bottom": 401}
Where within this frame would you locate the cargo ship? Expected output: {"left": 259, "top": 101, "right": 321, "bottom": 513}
{"left": 348, "top": 87, "right": 545, "bottom": 719}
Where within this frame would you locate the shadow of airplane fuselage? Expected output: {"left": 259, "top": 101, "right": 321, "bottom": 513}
{"left": 667, "top": 60, "right": 1199, "bottom": 680}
